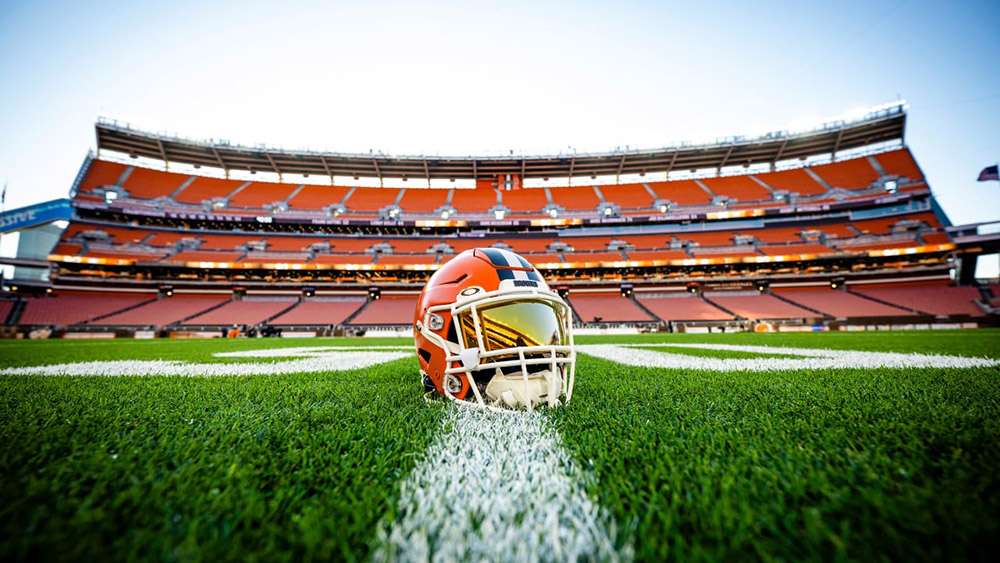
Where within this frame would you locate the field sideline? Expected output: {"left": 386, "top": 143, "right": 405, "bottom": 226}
{"left": 1, "top": 331, "right": 998, "bottom": 561}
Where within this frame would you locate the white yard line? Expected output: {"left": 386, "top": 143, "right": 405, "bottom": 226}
{"left": 578, "top": 344, "right": 999, "bottom": 371}
{"left": 373, "top": 404, "right": 628, "bottom": 563}
{"left": 0, "top": 350, "right": 410, "bottom": 377}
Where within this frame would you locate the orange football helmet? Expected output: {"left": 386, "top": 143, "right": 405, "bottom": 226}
{"left": 414, "top": 248, "right": 575, "bottom": 410}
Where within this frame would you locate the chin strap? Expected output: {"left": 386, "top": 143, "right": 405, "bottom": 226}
{"left": 484, "top": 369, "right": 562, "bottom": 410}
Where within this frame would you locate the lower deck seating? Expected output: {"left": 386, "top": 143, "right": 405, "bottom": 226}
{"left": 271, "top": 298, "right": 366, "bottom": 325}
{"left": 183, "top": 297, "right": 297, "bottom": 325}
{"left": 704, "top": 291, "right": 817, "bottom": 320}
{"left": 636, "top": 293, "right": 733, "bottom": 321}
{"left": 0, "top": 300, "right": 15, "bottom": 324}
{"left": 569, "top": 292, "right": 654, "bottom": 323}
{"left": 348, "top": 295, "right": 418, "bottom": 325}
{"left": 19, "top": 292, "right": 153, "bottom": 325}
{"left": 773, "top": 286, "right": 909, "bottom": 317}
{"left": 92, "top": 294, "right": 229, "bottom": 326}
{"left": 850, "top": 281, "right": 985, "bottom": 317}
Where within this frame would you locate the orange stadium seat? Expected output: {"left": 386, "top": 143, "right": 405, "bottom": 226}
{"left": 559, "top": 236, "right": 614, "bottom": 251}
{"left": 386, "top": 239, "right": 438, "bottom": 253}
{"left": 345, "top": 187, "right": 401, "bottom": 212}
{"left": 84, "top": 249, "right": 168, "bottom": 261}
{"left": 311, "top": 254, "right": 374, "bottom": 265}
{"left": 812, "top": 158, "right": 880, "bottom": 190}
{"left": 265, "top": 237, "right": 327, "bottom": 252}
{"left": 286, "top": 185, "right": 350, "bottom": 210}
{"left": 270, "top": 298, "right": 366, "bottom": 325}
{"left": 681, "top": 232, "right": 735, "bottom": 247}
{"left": 623, "top": 234, "right": 673, "bottom": 249}
{"left": 921, "top": 232, "right": 951, "bottom": 245}
{"left": 757, "top": 243, "right": 831, "bottom": 256}
{"left": 19, "top": 291, "right": 153, "bottom": 326}
{"left": 196, "top": 234, "right": 258, "bottom": 250}
{"left": 50, "top": 243, "right": 83, "bottom": 256}
{"left": 78, "top": 160, "right": 128, "bottom": 193}
{"left": 145, "top": 231, "right": 196, "bottom": 247}
{"left": 377, "top": 254, "right": 437, "bottom": 265}
{"left": 773, "top": 286, "right": 909, "bottom": 318}
{"left": 169, "top": 250, "right": 244, "bottom": 263}
{"left": 174, "top": 176, "right": 245, "bottom": 204}
{"left": 637, "top": 293, "right": 733, "bottom": 321}
{"left": 122, "top": 166, "right": 191, "bottom": 199}
{"left": 92, "top": 294, "right": 229, "bottom": 326}
{"left": 623, "top": 250, "right": 688, "bottom": 261}
{"left": 851, "top": 281, "right": 984, "bottom": 317}
{"left": 647, "top": 181, "right": 711, "bottom": 205}
{"left": 184, "top": 297, "right": 298, "bottom": 325}
{"left": 501, "top": 188, "right": 549, "bottom": 213}
{"left": 875, "top": 149, "right": 923, "bottom": 181}
{"left": 397, "top": 189, "right": 449, "bottom": 213}
{"left": 523, "top": 253, "right": 563, "bottom": 265}
{"left": 227, "top": 181, "right": 298, "bottom": 208}
{"left": 600, "top": 183, "right": 654, "bottom": 209}
{"left": 451, "top": 187, "right": 498, "bottom": 214}
{"left": 349, "top": 295, "right": 418, "bottom": 325}
{"left": 701, "top": 175, "right": 770, "bottom": 202}
{"left": 758, "top": 168, "right": 827, "bottom": 196}
{"left": 563, "top": 251, "right": 625, "bottom": 263}
{"left": 705, "top": 291, "right": 817, "bottom": 320}
{"left": 751, "top": 227, "right": 805, "bottom": 244}
{"left": 548, "top": 186, "right": 601, "bottom": 211}
{"left": 62, "top": 224, "right": 150, "bottom": 245}
{"left": 328, "top": 238, "right": 378, "bottom": 253}
{"left": 500, "top": 239, "right": 553, "bottom": 254}
{"left": 569, "top": 292, "right": 654, "bottom": 323}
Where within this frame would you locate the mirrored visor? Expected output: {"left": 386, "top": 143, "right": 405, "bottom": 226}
{"left": 460, "top": 299, "right": 567, "bottom": 351}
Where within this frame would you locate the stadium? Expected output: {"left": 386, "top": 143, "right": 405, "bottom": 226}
{"left": 2, "top": 102, "right": 997, "bottom": 334}
{"left": 1, "top": 2, "right": 999, "bottom": 562}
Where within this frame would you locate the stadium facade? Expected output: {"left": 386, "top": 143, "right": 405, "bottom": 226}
{"left": 1, "top": 102, "right": 998, "bottom": 336}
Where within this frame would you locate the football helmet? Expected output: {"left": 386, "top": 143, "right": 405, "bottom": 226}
{"left": 414, "top": 248, "right": 575, "bottom": 410}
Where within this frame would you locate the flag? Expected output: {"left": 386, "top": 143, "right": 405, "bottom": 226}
{"left": 978, "top": 164, "right": 999, "bottom": 182}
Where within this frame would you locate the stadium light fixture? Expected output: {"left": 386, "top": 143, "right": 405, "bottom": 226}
{"left": 603, "top": 207, "right": 613, "bottom": 217}
{"left": 659, "top": 204, "right": 669, "bottom": 213}
{"left": 494, "top": 209, "right": 506, "bottom": 220}
{"left": 368, "top": 287, "right": 381, "bottom": 301}
{"left": 548, "top": 209, "right": 559, "bottom": 219}
{"left": 302, "top": 287, "right": 315, "bottom": 298}
{"left": 883, "top": 179, "right": 898, "bottom": 193}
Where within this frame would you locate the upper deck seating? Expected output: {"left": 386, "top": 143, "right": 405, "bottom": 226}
{"left": 169, "top": 250, "right": 244, "bottom": 263}
{"left": 563, "top": 251, "right": 626, "bottom": 263}
{"left": 348, "top": 295, "right": 418, "bottom": 325}
{"left": 773, "top": 286, "right": 910, "bottom": 317}
{"left": 451, "top": 187, "right": 498, "bottom": 214}
{"left": 622, "top": 250, "right": 689, "bottom": 261}
{"left": 850, "top": 281, "right": 985, "bottom": 317}
{"left": 122, "top": 167, "right": 190, "bottom": 199}
{"left": 637, "top": 293, "right": 733, "bottom": 321}
{"left": 758, "top": 243, "right": 831, "bottom": 256}
{"left": 702, "top": 175, "right": 770, "bottom": 201}
{"left": 377, "top": 254, "right": 437, "bottom": 265}
{"left": 227, "top": 182, "right": 298, "bottom": 208}
{"left": 647, "top": 181, "right": 711, "bottom": 205}
{"left": 50, "top": 243, "right": 83, "bottom": 256}
{"left": 501, "top": 188, "right": 549, "bottom": 214}
{"left": 174, "top": 177, "right": 244, "bottom": 204}
{"left": 19, "top": 292, "right": 152, "bottom": 325}
{"left": 345, "top": 187, "right": 401, "bottom": 213}
{"left": 875, "top": 148, "right": 923, "bottom": 181}
{"left": 569, "top": 292, "right": 654, "bottom": 323}
{"left": 311, "top": 254, "right": 374, "bottom": 265}
{"left": 183, "top": 297, "right": 297, "bottom": 325}
{"left": 92, "top": 294, "right": 229, "bottom": 326}
{"left": 0, "top": 300, "right": 15, "bottom": 324}
{"left": 752, "top": 227, "right": 807, "bottom": 244}
{"left": 398, "top": 189, "right": 449, "bottom": 213}
{"left": 522, "top": 253, "right": 563, "bottom": 265}
{"left": 812, "top": 158, "right": 880, "bottom": 190}
{"left": 548, "top": 186, "right": 601, "bottom": 211}
{"left": 78, "top": 160, "right": 127, "bottom": 193}
{"left": 704, "top": 291, "right": 817, "bottom": 320}
{"left": 286, "top": 185, "right": 350, "bottom": 210}
{"left": 600, "top": 183, "right": 654, "bottom": 209}
{"left": 757, "top": 168, "right": 827, "bottom": 196}
{"left": 270, "top": 297, "right": 366, "bottom": 325}
{"left": 61, "top": 224, "right": 150, "bottom": 245}
{"left": 560, "top": 236, "right": 615, "bottom": 251}
{"left": 265, "top": 237, "right": 328, "bottom": 252}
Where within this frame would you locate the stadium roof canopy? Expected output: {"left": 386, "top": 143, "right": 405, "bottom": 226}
{"left": 96, "top": 102, "right": 906, "bottom": 181}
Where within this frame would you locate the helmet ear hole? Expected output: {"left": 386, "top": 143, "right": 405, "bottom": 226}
{"left": 418, "top": 348, "right": 432, "bottom": 364}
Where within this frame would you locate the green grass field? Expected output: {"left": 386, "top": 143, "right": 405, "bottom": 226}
{"left": 1, "top": 331, "right": 998, "bottom": 561}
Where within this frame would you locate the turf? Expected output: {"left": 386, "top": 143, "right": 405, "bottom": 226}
{"left": 1, "top": 331, "right": 998, "bottom": 561}
{"left": 0, "top": 346, "right": 440, "bottom": 562}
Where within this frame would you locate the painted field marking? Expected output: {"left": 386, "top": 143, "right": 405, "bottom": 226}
{"left": 0, "top": 346, "right": 411, "bottom": 377}
{"left": 578, "top": 343, "right": 999, "bottom": 371}
{"left": 373, "top": 404, "right": 628, "bottom": 562}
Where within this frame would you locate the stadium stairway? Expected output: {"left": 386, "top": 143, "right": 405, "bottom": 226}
{"left": 170, "top": 297, "right": 234, "bottom": 326}
{"left": 264, "top": 299, "right": 302, "bottom": 323}
{"left": 845, "top": 287, "right": 933, "bottom": 316}
{"left": 700, "top": 293, "right": 743, "bottom": 320}
{"left": 768, "top": 290, "right": 833, "bottom": 319}
{"left": 630, "top": 295, "right": 664, "bottom": 323}
{"left": 340, "top": 299, "right": 371, "bottom": 325}
{"left": 5, "top": 299, "right": 25, "bottom": 325}
{"left": 83, "top": 295, "right": 159, "bottom": 325}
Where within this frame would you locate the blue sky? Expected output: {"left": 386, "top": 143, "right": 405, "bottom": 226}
{"left": 1, "top": 1, "right": 997, "bottom": 224}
